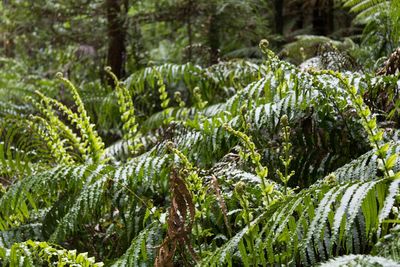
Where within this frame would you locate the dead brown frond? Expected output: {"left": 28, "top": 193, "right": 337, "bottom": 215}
{"left": 376, "top": 47, "right": 400, "bottom": 75}
{"left": 210, "top": 174, "right": 232, "bottom": 237}
{"left": 155, "top": 169, "right": 197, "bottom": 267}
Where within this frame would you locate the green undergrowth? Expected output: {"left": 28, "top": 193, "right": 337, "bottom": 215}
{"left": 0, "top": 40, "right": 400, "bottom": 266}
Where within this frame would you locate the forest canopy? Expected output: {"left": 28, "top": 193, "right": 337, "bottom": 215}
{"left": 1, "top": 0, "right": 400, "bottom": 266}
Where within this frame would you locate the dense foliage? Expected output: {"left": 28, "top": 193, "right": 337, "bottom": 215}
{"left": 1, "top": 0, "right": 400, "bottom": 266}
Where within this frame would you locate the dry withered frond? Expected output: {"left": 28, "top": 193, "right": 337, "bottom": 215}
{"left": 210, "top": 174, "right": 232, "bottom": 237}
{"left": 377, "top": 47, "right": 400, "bottom": 75}
{"left": 155, "top": 169, "right": 198, "bottom": 267}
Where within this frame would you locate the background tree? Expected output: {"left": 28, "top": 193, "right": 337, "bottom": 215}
{"left": 1, "top": 0, "right": 400, "bottom": 266}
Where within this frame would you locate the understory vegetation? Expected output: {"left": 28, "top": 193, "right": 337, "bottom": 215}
{"left": 1, "top": 0, "right": 400, "bottom": 266}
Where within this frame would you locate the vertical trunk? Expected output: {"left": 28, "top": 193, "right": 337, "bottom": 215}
{"left": 131, "top": 21, "right": 144, "bottom": 71}
{"left": 298, "top": 1, "right": 304, "bottom": 30}
{"left": 312, "top": 0, "right": 334, "bottom": 36}
{"left": 326, "top": 0, "right": 334, "bottom": 35}
{"left": 274, "top": 0, "right": 284, "bottom": 35}
{"left": 2, "top": 1, "right": 14, "bottom": 57}
{"left": 312, "top": 0, "right": 324, "bottom": 35}
{"left": 106, "top": 0, "right": 126, "bottom": 80}
{"left": 302, "top": 0, "right": 313, "bottom": 32}
{"left": 187, "top": 0, "right": 193, "bottom": 62}
{"left": 208, "top": 13, "right": 220, "bottom": 65}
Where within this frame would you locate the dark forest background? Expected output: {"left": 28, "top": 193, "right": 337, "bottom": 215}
{"left": 1, "top": 0, "right": 397, "bottom": 80}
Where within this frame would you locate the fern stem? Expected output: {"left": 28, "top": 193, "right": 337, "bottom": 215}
{"left": 236, "top": 189, "right": 256, "bottom": 264}
{"left": 195, "top": 216, "right": 203, "bottom": 256}
{"left": 313, "top": 70, "right": 394, "bottom": 178}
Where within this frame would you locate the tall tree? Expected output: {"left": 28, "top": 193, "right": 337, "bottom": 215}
{"left": 106, "top": 0, "right": 127, "bottom": 79}
{"left": 274, "top": 0, "right": 284, "bottom": 35}
{"left": 312, "top": 0, "right": 334, "bottom": 35}
{"left": 207, "top": 7, "right": 220, "bottom": 65}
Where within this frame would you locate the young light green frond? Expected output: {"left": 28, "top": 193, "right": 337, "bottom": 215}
{"left": 27, "top": 116, "right": 73, "bottom": 164}
{"left": 30, "top": 88, "right": 105, "bottom": 163}
{"left": 33, "top": 91, "right": 86, "bottom": 158}
{"left": 0, "top": 240, "right": 103, "bottom": 266}
{"left": 55, "top": 73, "right": 105, "bottom": 163}
{"left": 105, "top": 67, "right": 140, "bottom": 154}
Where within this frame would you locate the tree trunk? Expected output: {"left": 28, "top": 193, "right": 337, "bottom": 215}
{"left": 187, "top": 0, "right": 193, "bottom": 62}
{"left": 326, "top": 0, "right": 334, "bottom": 35}
{"left": 106, "top": 0, "right": 126, "bottom": 80}
{"left": 208, "top": 12, "right": 220, "bottom": 65}
{"left": 312, "top": 0, "right": 334, "bottom": 36}
{"left": 274, "top": 0, "right": 284, "bottom": 35}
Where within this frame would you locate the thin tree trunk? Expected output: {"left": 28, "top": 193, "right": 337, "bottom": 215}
{"left": 106, "top": 0, "right": 126, "bottom": 80}
{"left": 2, "top": 0, "right": 14, "bottom": 57}
{"left": 187, "top": 0, "right": 193, "bottom": 62}
{"left": 326, "top": 0, "right": 334, "bottom": 35}
{"left": 313, "top": 0, "right": 334, "bottom": 35}
{"left": 274, "top": 0, "right": 284, "bottom": 35}
{"left": 131, "top": 21, "right": 144, "bottom": 70}
{"left": 208, "top": 12, "right": 219, "bottom": 65}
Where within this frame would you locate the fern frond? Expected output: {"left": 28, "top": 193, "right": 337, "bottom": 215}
{"left": 0, "top": 124, "right": 36, "bottom": 181}
{"left": 372, "top": 225, "right": 400, "bottom": 262}
{"left": 319, "top": 254, "right": 399, "bottom": 266}
{"left": 105, "top": 67, "right": 140, "bottom": 154}
{"left": 55, "top": 73, "right": 105, "bottom": 163}
{"left": 49, "top": 166, "right": 109, "bottom": 242}
{"left": 301, "top": 184, "right": 349, "bottom": 264}
{"left": 0, "top": 223, "right": 43, "bottom": 248}
{"left": 341, "top": 0, "right": 390, "bottom": 24}
{"left": 27, "top": 116, "right": 73, "bottom": 164}
{"left": 0, "top": 240, "right": 103, "bottom": 266}
{"left": 378, "top": 178, "right": 400, "bottom": 235}
{"left": 200, "top": 210, "right": 268, "bottom": 266}
{"left": 0, "top": 164, "right": 98, "bottom": 231}
{"left": 31, "top": 92, "right": 86, "bottom": 160}
{"left": 111, "top": 223, "right": 162, "bottom": 267}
